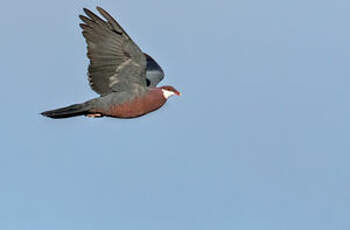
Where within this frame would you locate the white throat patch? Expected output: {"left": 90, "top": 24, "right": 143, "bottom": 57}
{"left": 162, "top": 89, "right": 175, "bottom": 99}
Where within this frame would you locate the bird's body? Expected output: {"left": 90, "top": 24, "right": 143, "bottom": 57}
{"left": 41, "top": 7, "right": 180, "bottom": 119}
{"left": 88, "top": 88, "right": 167, "bottom": 118}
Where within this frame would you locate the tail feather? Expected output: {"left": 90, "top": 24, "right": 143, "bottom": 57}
{"left": 41, "top": 103, "right": 90, "bottom": 119}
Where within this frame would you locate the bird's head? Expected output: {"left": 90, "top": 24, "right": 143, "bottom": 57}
{"left": 160, "top": 86, "right": 181, "bottom": 99}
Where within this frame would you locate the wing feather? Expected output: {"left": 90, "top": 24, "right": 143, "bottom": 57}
{"left": 80, "top": 7, "right": 147, "bottom": 96}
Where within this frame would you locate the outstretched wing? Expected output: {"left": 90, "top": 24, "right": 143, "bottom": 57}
{"left": 80, "top": 7, "right": 147, "bottom": 96}
{"left": 145, "top": 53, "right": 164, "bottom": 87}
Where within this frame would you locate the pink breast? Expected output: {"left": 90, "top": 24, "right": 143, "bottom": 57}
{"left": 106, "top": 89, "right": 166, "bottom": 118}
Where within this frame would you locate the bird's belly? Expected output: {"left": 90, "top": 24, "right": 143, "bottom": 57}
{"left": 105, "top": 96, "right": 166, "bottom": 118}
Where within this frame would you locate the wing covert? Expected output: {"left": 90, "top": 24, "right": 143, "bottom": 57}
{"left": 80, "top": 7, "right": 147, "bottom": 96}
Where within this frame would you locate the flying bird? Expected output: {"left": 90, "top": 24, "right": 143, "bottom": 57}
{"left": 41, "top": 7, "right": 180, "bottom": 119}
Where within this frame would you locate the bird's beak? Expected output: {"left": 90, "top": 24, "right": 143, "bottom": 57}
{"left": 176, "top": 91, "right": 182, "bottom": 96}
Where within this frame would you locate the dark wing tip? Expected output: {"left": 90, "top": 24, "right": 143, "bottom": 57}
{"left": 96, "top": 6, "right": 118, "bottom": 25}
{"left": 41, "top": 111, "right": 56, "bottom": 119}
{"left": 79, "top": 23, "right": 89, "bottom": 30}
{"left": 40, "top": 111, "right": 48, "bottom": 117}
{"left": 79, "top": 15, "right": 95, "bottom": 26}
{"left": 83, "top": 8, "right": 92, "bottom": 15}
{"left": 96, "top": 6, "right": 106, "bottom": 14}
{"left": 79, "top": 14, "right": 87, "bottom": 21}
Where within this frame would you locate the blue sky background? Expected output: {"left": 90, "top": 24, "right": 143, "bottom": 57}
{"left": 1, "top": 0, "right": 350, "bottom": 229}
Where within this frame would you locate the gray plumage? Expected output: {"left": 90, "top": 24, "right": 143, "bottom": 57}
{"left": 80, "top": 7, "right": 147, "bottom": 96}
{"left": 145, "top": 54, "right": 164, "bottom": 87}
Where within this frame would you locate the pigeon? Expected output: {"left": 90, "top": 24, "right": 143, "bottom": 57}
{"left": 41, "top": 7, "right": 180, "bottom": 119}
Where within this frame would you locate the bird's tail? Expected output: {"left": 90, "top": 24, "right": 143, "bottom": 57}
{"left": 41, "top": 103, "right": 90, "bottom": 119}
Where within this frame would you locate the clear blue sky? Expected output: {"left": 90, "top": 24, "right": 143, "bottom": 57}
{"left": 1, "top": 0, "right": 350, "bottom": 229}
